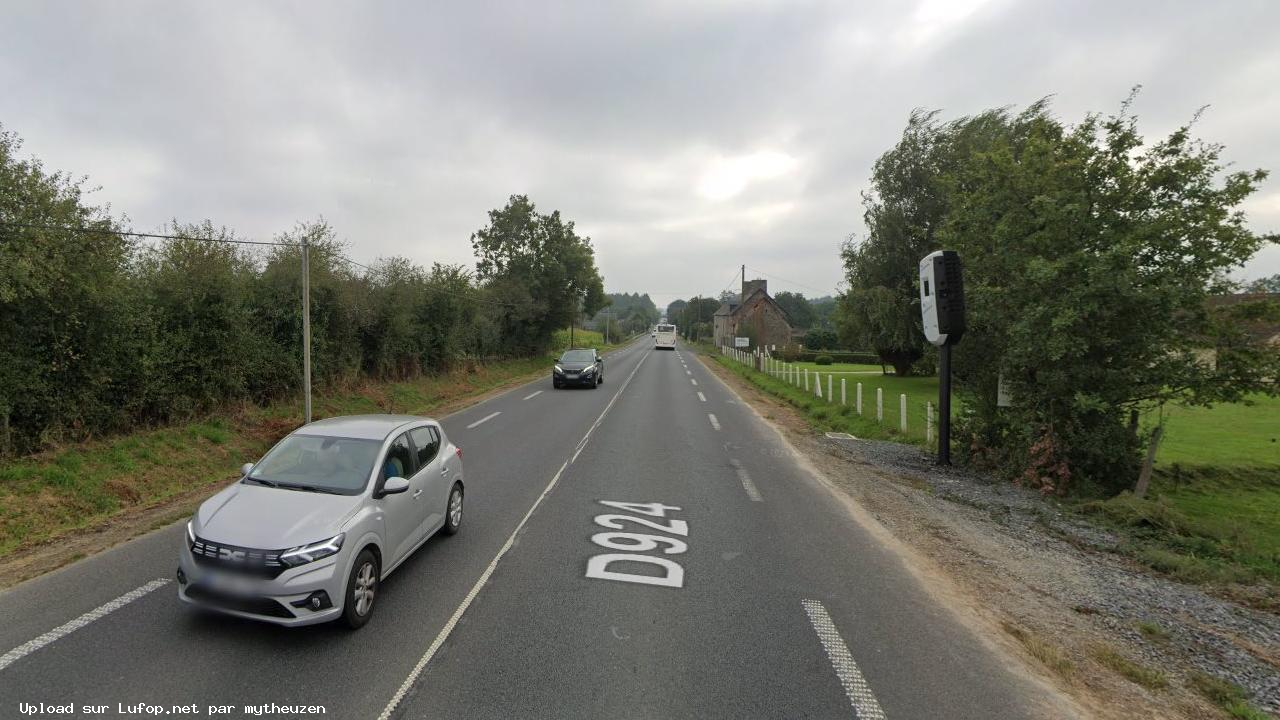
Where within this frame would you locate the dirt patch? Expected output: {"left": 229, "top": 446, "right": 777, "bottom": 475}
{"left": 699, "top": 353, "right": 1277, "bottom": 720}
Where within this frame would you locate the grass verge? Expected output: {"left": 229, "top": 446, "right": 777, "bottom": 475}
{"left": 711, "top": 350, "right": 936, "bottom": 445}
{"left": 1079, "top": 467, "right": 1279, "bottom": 607}
{"left": 0, "top": 331, "right": 636, "bottom": 564}
{"left": 1088, "top": 643, "right": 1168, "bottom": 690}
{"left": 999, "top": 621, "right": 1076, "bottom": 681}
{"left": 1187, "top": 672, "right": 1272, "bottom": 720}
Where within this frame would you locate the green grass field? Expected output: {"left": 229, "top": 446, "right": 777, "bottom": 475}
{"left": 718, "top": 347, "right": 1280, "bottom": 598}
{"left": 1154, "top": 394, "right": 1280, "bottom": 468}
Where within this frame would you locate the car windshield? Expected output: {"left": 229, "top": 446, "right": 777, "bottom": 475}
{"left": 560, "top": 350, "right": 595, "bottom": 362}
{"left": 656, "top": 325, "right": 674, "bottom": 333}
{"left": 246, "top": 434, "right": 381, "bottom": 495}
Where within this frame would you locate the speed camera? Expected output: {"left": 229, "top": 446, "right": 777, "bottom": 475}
{"left": 919, "top": 250, "right": 966, "bottom": 347}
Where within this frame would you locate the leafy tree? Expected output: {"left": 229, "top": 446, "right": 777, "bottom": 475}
{"left": 471, "top": 194, "right": 606, "bottom": 354}
{"left": 0, "top": 125, "right": 136, "bottom": 452}
{"left": 939, "top": 98, "right": 1277, "bottom": 492}
{"left": 803, "top": 327, "right": 839, "bottom": 350}
{"left": 665, "top": 299, "right": 687, "bottom": 323}
{"left": 0, "top": 127, "right": 609, "bottom": 454}
{"left": 1244, "top": 274, "right": 1280, "bottom": 292}
{"left": 840, "top": 97, "right": 1278, "bottom": 493}
{"left": 773, "top": 290, "right": 815, "bottom": 329}
{"left": 809, "top": 296, "right": 837, "bottom": 328}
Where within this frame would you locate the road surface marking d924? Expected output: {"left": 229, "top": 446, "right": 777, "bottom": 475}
{"left": 585, "top": 501, "right": 687, "bottom": 588}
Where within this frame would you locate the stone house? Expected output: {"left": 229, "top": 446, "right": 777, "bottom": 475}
{"left": 713, "top": 279, "right": 793, "bottom": 349}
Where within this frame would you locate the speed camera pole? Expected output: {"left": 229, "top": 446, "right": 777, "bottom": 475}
{"left": 938, "top": 342, "right": 952, "bottom": 464}
{"left": 919, "top": 250, "right": 966, "bottom": 465}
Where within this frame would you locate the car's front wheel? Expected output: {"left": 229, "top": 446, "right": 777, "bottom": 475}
{"left": 342, "top": 549, "right": 380, "bottom": 629}
{"left": 443, "top": 482, "right": 464, "bottom": 535}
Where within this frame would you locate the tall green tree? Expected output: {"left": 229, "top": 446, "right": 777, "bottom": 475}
{"left": 941, "top": 99, "right": 1277, "bottom": 492}
{"left": 773, "top": 291, "right": 815, "bottom": 329}
{"left": 471, "top": 195, "right": 606, "bottom": 354}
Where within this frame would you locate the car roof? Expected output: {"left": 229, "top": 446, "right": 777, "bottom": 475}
{"left": 295, "top": 414, "right": 430, "bottom": 441}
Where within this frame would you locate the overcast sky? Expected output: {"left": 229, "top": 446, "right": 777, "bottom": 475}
{"left": 4, "top": 0, "right": 1278, "bottom": 310}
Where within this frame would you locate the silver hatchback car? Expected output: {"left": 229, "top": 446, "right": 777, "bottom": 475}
{"left": 177, "top": 414, "right": 464, "bottom": 629}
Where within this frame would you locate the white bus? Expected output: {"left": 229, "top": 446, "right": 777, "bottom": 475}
{"left": 653, "top": 323, "right": 677, "bottom": 350}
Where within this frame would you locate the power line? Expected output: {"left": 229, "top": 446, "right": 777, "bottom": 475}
{"left": 0, "top": 221, "right": 299, "bottom": 247}
{"left": 746, "top": 266, "right": 834, "bottom": 296}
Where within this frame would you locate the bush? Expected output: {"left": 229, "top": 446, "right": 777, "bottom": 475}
{"left": 815, "top": 355, "right": 834, "bottom": 365}
{"left": 777, "top": 348, "right": 880, "bottom": 365}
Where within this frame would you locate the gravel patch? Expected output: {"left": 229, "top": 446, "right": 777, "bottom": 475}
{"left": 823, "top": 436, "right": 1280, "bottom": 715}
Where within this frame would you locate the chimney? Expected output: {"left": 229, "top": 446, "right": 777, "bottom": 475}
{"left": 742, "top": 278, "right": 767, "bottom": 300}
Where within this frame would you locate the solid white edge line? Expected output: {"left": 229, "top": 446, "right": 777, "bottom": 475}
{"left": 801, "top": 599, "right": 886, "bottom": 720}
{"left": 378, "top": 345, "right": 651, "bottom": 720}
{"left": 0, "top": 579, "right": 170, "bottom": 672}
{"left": 523, "top": 390, "right": 543, "bottom": 400}
{"left": 465, "top": 411, "right": 501, "bottom": 429}
{"left": 708, "top": 413, "right": 721, "bottom": 431}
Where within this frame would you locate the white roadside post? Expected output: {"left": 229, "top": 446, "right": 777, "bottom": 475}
{"left": 876, "top": 388, "right": 883, "bottom": 423}
{"left": 841, "top": 378, "right": 847, "bottom": 406}
{"left": 804, "top": 369, "right": 809, "bottom": 391}
{"left": 815, "top": 373, "right": 823, "bottom": 399}
{"left": 900, "top": 394, "right": 908, "bottom": 432}
{"left": 827, "top": 375, "right": 833, "bottom": 404}
{"left": 927, "top": 401, "right": 934, "bottom": 445}
{"left": 856, "top": 383, "right": 863, "bottom": 414}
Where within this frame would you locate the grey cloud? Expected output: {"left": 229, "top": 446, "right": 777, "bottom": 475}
{"left": 1, "top": 0, "right": 1275, "bottom": 311}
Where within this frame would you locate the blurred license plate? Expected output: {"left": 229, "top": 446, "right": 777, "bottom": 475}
{"left": 567, "top": 373, "right": 578, "bottom": 378}
{"left": 206, "top": 571, "right": 257, "bottom": 596}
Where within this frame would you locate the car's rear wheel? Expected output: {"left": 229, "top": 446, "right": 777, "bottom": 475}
{"left": 342, "top": 549, "right": 380, "bottom": 629}
{"left": 443, "top": 482, "right": 464, "bottom": 535}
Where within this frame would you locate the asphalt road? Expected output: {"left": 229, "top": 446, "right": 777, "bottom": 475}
{"left": 0, "top": 338, "right": 1070, "bottom": 719}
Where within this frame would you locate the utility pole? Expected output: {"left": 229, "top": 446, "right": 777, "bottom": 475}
{"left": 301, "top": 232, "right": 312, "bottom": 425}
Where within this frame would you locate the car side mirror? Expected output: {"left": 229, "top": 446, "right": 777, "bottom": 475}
{"left": 240, "top": 462, "right": 255, "bottom": 477}
{"left": 378, "top": 477, "right": 410, "bottom": 498}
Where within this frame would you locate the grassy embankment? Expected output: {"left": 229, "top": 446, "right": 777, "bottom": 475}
{"left": 0, "top": 328, "right": 631, "bottom": 561}
{"left": 706, "top": 346, "right": 1280, "bottom": 596}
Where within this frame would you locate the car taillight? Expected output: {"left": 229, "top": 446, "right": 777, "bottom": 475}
{"left": 455, "top": 447, "right": 463, "bottom": 459}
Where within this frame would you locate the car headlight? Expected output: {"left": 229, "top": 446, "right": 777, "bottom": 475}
{"left": 582, "top": 366, "right": 595, "bottom": 375}
{"left": 186, "top": 519, "right": 196, "bottom": 545}
{"left": 279, "top": 533, "right": 344, "bottom": 568}
{"left": 554, "top": 365, "right": 564, "bottom": 373}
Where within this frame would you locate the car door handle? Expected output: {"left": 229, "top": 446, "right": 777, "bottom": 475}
{"left": 440, "top": 467, "right": 449, "bottom": 477}
{"left": 412, "top": 489, "right": 423, "bottom": 498}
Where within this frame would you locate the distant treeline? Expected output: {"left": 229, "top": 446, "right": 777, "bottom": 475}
{"left": 0, "top": 126, "right": 604, "bottom": 454}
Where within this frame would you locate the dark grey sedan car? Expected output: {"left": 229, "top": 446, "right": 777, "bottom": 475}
{"left": 553, "top": 348, "right": 604, "bottom": 388}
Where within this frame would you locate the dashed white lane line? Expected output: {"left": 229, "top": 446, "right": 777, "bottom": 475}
{"left": 466, "top": 411, "right": 501, "bottom": 429}
{"left": 690, "top": 379, "right": 698, "bottom": 386}
{"left": 697, "top": 392, "right": 706, "bottom": 402}
{"left": 801, "top": 600, "right": 886, "bottom": 720}
{"left": 708, "top": 413, "right": 721, "bottom": 431}
{"left": 686, "top": 370, "right": 692, "bottom": 375}
{"left": 728, "top": 458, "right": 762, "bottom": 502}
{"left": 378, "top": 350, "right": 652, "bottom": 720}
{"left": 523, "top": 390, "right": 543, "bottom": 400}
{"left": 0, "top": 579, "right": 169, "bottom": 672}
